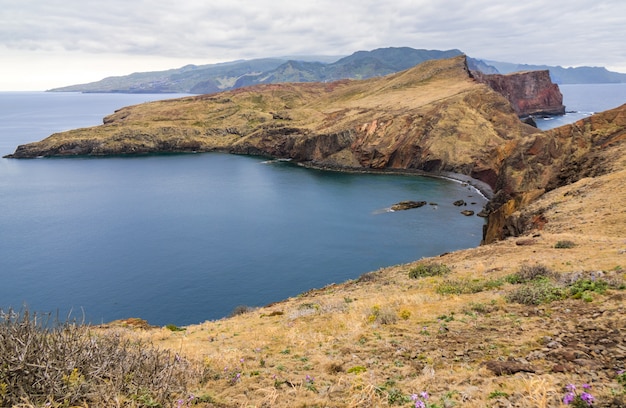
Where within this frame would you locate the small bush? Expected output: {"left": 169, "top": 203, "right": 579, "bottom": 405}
{"left": 506, "top": 264, "right": 554, "bottom": 284}
{"left": 229, "top": 305, "right": 254, "bottom": 317}
{"left": 0, "top": 309, "right": 193, "bottom": 407}
{"left": 357, "top": 271, "right": 381, "bottom": 283}
{"left": 505, "top": 280, "right": 565, "bottom": 305}
{"left": 367, "top": 305, "right": 397, "bottom": 325}
{"left": 408, "top": 262, "right": 451, "bottom": 279}
{"left": 554, "top": 240, "right": 576, "bottom": 249}
{"left": 436, "top": 278, "right": 503, "bottom": 295}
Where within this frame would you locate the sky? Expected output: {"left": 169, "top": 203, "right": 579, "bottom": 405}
{"left": 1, "top": 0, "right": 625, "bottom": 91}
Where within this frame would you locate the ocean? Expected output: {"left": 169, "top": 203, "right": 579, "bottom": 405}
{"left": 0, "top": 84, "right": 624, "bottom": 326}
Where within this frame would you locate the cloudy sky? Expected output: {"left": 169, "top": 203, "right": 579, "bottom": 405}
{"left": 1, "top": 0, "right": 625, "bottom": 91}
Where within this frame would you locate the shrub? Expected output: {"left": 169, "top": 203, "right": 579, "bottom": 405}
{"left": 436, "top": 278, "right": 503, "bottom": 295}
{"left": 505, "top": 280, "right": 565, "bottom": 305}
{"left": 506, "top": 264, "right": 554, "bottom": 284}
{"left": 408, "top": 262, "right": 451, "bottom": 279}
{"left": 367, "top": 305, "right": 397, "bottom": 325}
{"left": 555, "top": 240, "right": 576, "bottom": 249}
{"left": 0, "top": 309, "right": 193, "bottom": 407}
{"left": 229, "top": 305, "right": 254, "bottom": 317}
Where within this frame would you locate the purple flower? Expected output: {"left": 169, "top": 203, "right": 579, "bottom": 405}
{"left": 563, "top": 392, "right": 575, "bottom": 405}
{"left": 414, "top": 401, "right": 426, "bottom": 408}
{"left": 582, "top": 383, "right": 591, "bottom": 389}
{"left": 420, "top": 391, "right": 429, "bottom": 400}
{"left": 580, "top": 392, "right": 594, "bottom": 404}
{"left": 566, "top": 383, "right": 576, "bottom": 392}
{"left": 618, "top": 369, "right": 625, "bottom": 375}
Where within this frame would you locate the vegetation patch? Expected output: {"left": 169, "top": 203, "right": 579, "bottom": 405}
{"left": 0, "top": 309, "right": 193, "bottom": 407}
{"left": 554, "top": 240, "right": 576, "bottom": 249}
{"left": 436, "top": 278, "right": 503, "bottom": 295}
{"left": 408, "top": 262, "right": 451, "bottom": 279}
{"left": 505, "top": 264, "right": 555, "bottom": 284}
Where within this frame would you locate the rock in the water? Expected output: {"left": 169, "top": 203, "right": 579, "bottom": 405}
{"left": 460, "top": 210, "right": 474, "bottom": 216}
{"left": 453, "top": 200, "right": 466, "bottom": 206}
{"left": 391, "top": 201, "right": 427, "bottom": 211}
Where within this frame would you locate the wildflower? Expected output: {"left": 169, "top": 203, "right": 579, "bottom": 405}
{"left": 411, "top": 391, "right": 429, "bottom": 408}
{"left": 563, "top": 383, "right": 594, "bottom": 407}
{"left": 580, "top": 392, "right": 594, "bottom": 405}
{"left": 563, "top": 392, "right": 575, "bottom": 405}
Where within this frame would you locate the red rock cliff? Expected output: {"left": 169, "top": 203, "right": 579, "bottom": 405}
{"left": 473, "top": 70, "right": 565, "bottom": 117}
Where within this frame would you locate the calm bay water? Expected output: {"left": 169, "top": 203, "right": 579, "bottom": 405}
{"left": 1, "top": 83, "right": 624, "bottom": 326}
{"left": 0, "top": 92, "right": 488, "bottom": 325}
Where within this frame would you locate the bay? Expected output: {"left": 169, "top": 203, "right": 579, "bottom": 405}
{"left": 2, "top": 83, "right": 623, "bottom": 326}
{"left": 0, "top": 92, "right": 487, "bottom": 326}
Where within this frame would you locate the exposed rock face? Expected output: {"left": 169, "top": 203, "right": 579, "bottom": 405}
{"left": 472, "top": 70, "right": 565, "bottom": 117}
{"left": 483, "top": 103, "right": 626, "bottom": 243}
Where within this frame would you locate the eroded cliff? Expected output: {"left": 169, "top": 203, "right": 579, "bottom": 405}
{"left": 472, "top": 69, "right": 565, "bottom": 117}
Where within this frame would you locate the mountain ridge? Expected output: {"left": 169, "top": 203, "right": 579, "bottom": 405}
{"left": 48, "top": 47, "right": 626, "bottom": 94}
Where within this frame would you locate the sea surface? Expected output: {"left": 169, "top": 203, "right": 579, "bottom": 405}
{"left": 1, "top": 84, "right": 624, "bottom": 326}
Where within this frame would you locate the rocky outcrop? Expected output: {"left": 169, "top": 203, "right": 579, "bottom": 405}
{"left": 472, "top": 70, "right": 565, "bottom": 117}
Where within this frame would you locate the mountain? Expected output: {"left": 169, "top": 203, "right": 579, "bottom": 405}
{"left": 48, "top": 47, "right": 626, "bottom": 94}
{"left": 484, "top": 60, "right": 626, "bottom": 84}
{"left": 49, "top": 47, "right": 471, "bottom": 94}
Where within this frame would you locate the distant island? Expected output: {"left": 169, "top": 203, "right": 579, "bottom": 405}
{"left": 47, "top": 46, "right": 626, "bottom": 94}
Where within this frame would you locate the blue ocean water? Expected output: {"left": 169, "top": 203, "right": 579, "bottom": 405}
{"left": 534, "top": 83, "right": 626, "bottom": 130}
{"left": 1, "top": 83, "right": 624, "bottom": 326}
{"left": 0, "top": 92, "right": 488, "bottom": 325}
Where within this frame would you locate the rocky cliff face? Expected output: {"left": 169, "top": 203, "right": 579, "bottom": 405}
{"left": 483, "top": 102, "right": 626, "bottom": 243}
{"left": 472, "top": 70, "right": 565, "bottom": 117}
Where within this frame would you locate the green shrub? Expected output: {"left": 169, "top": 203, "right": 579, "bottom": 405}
{"left": 505, "top": 280, "right": 565, "bottom": 305}
{"left": 436, "top": 278, "right": 503, "bottom": 295}
{"left": 408, "top": 262, "right": 451, "bottom": 279}
{"left": 554, "top": 240, "right": 576, "bottom": 249}
{"left": 506, "top": 264, "right": 554, "bottom": 284}
{"left": 569, "top": 278, "right": 608, "bottom": 301}
{"left": 165, "top": 323, "right": 186, "bottom": 331}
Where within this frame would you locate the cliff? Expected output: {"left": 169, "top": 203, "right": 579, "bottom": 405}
{"left": 472, "top": 69, "right": 565, "bottom": 117}
{"left": 483, "top": 102, "right": 626, "bottom": 242}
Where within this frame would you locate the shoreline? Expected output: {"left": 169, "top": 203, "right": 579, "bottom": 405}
{"left": 296, "top": 160, "right": 494, "bottom": 200}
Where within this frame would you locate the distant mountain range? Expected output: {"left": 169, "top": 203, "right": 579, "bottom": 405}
{"left": 48, "top": 47, "right": 626, "bottom": 94}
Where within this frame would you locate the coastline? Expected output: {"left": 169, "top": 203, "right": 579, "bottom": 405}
{"left": 297, "top": 160, "right": 494, "bottom": 200}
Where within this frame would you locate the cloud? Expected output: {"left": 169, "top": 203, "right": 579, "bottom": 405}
{"left": 1, "top": 0, "right": 625, "bottom": 90}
